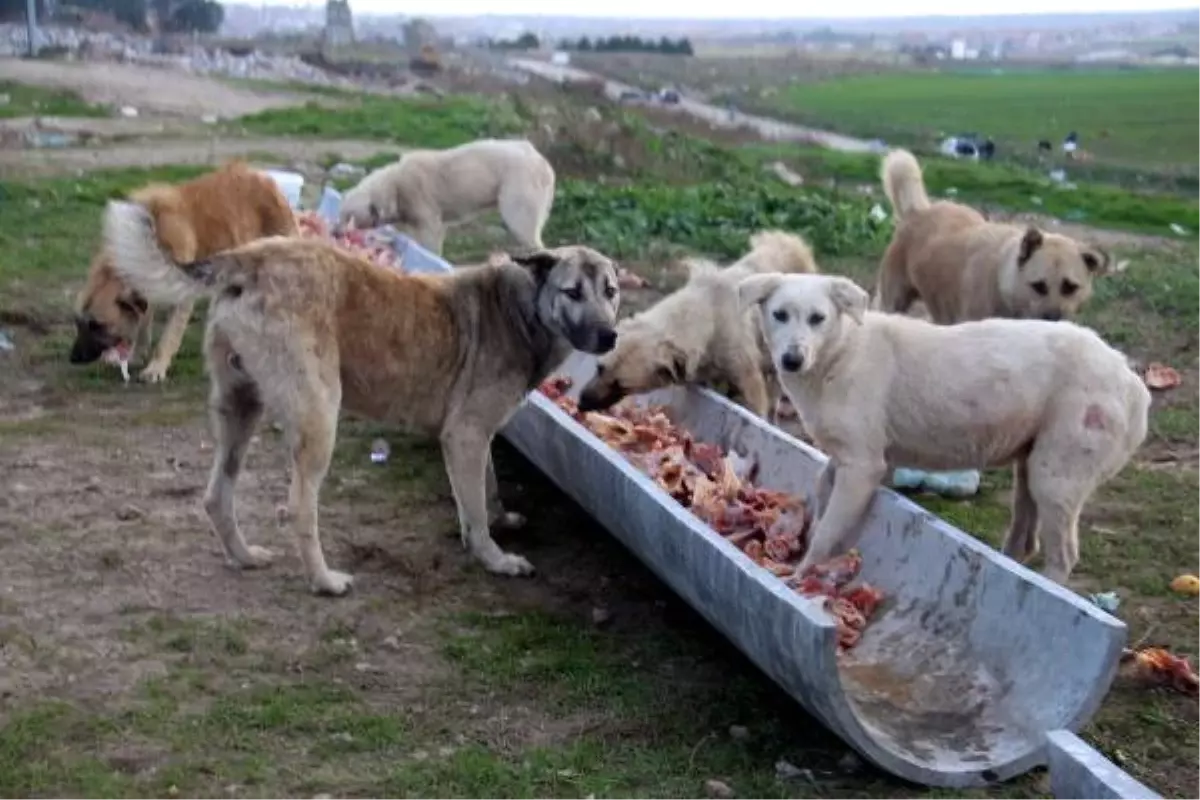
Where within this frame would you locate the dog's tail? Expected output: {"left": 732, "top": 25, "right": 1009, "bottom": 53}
{"left": 881, "top": 149, "right": 931, "bottom": 221}
{"left": 737, "top": 230, "right": 818, "bottom": 275}
{"left": 102, "top": 200, "right": 230, "bottom": 306}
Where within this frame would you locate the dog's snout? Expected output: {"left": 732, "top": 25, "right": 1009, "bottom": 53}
{"left": 780, "top": 351, "right": 804, "bottom": 373}
{"left": 596, "top": 328, "right": 617, "bottom": 353}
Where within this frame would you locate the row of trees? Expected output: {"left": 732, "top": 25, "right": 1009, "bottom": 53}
{"left": 564, "top": 35, "right": 694, "bottom": 55}
{"left": 0, "top": 0, "right": 223, "bottom": 33}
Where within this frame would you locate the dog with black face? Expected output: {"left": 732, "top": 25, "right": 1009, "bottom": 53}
{"left": 103, "top": 196, "right": 619, "bottom": 595}
{"left": 69, "top": 160, "right": 298, "bottom": 382}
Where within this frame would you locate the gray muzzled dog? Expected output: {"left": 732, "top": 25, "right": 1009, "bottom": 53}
{"left": 101, "top": 199, "right": 620, "bottom": 595}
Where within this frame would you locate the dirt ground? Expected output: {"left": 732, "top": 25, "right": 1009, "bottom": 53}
{"left": 0, "top": 135, "right": 400, "bottom": 178}
{"left": 0, "top": 58, "right": 312, "bottom": 119}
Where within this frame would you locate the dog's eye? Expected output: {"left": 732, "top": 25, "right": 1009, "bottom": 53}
{"left": 116, "top": 299, "right": 141, "bottom": 317}
{"left": 595, "top": 363, "right": 606, "bottom": 376}
{"left": 772, "top": 309, "right": 788, "bottom": 323}
{"left": 807, "top": 312, "right": 825, "bottom": 326}
{"left": 1030, "top": 280, "right": 1050, "bottom": 296}
{"left": 1060, "top": 280, "right": 1079, "bottom": 297}
{"left": 603, "top": 284, "right": 617, "bottom": 300}
{"left": 564, "top": 284, "right": 584, "bottom": 301}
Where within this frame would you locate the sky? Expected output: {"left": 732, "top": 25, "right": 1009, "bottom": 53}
{"left": 263, "top": 0, "right": 1200, "bottom": 19}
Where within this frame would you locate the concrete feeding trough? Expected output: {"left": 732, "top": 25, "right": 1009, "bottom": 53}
{"left": 315, "top": 190, "right": 1160, "bottom": 796}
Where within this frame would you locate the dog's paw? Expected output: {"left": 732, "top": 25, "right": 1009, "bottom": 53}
{"left": 139, "top": 361, "right": 169, "bottom": 383}
{"left": 486, "top": 552, "right": 535, "bottom": 577}
{"left": 494, "top": 511, "right": 527, "bottom": 530}
{"left": 242, "top": 545, "right": 276, "bottom": 569}
{"left": 312, "top": 569, "right": 354, "bottom": 597}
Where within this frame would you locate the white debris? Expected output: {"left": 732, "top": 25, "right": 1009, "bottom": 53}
{"left": 868, "top": 203, "right": 888, "bottom": 222}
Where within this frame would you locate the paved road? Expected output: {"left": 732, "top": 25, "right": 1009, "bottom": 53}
{"left": 509, "top": 57, "right": 880, "bottom": 154}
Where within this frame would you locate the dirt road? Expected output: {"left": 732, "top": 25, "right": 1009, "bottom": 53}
{"left": 0, "top": 136, "right": 400, "bottom": 178}
{"left": 509, "top": 57, "right": 879, "bottom": 153}
{"left": 0, "top": 58, "right": 313, "bottom": 119}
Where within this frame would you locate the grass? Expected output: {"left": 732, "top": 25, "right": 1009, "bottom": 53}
{"left": 769, "top": 68, "right": 1200, "bottom": 173}
{"left": 745, "top": 143, "right": 1200, "bottom": 236}
{"left": 0, "top": 87, "right": 1196, "bottom": 797}
{"left": 233, "top": 93, "right": 525, "bottom": 148}
{"left": 0, "top": 79, "right": 110, "bottom": 119}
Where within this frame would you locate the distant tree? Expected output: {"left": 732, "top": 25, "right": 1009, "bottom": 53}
{"left": 165, "top": 0, "right": 222, "bottom": 32}
{"left": 69, "top": 0, "right": 148, "bottom": 30}
{"left": 676, "top": 37, "right": 693, "bottom": 56}
{"left": 514, "top": 31, "right": 539, "bottom": 49}
{"left": 577, "top": 35, "right": 591, "bottom": 50}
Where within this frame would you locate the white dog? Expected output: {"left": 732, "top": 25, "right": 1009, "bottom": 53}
{"left": 739, "top": 272, "right": 1150, "bottom": 584}
{"left": 339, "top": 138, "right": 555, "bottom": 256}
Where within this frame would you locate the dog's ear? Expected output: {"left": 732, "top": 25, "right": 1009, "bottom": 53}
{"left": 512, "top": 250, "right": 560, "bottom": 281}
{"left": 1017, "top": 226, "right": 1044, "bottom": 266}
{"left": 737, "top": 274, "right": 783, "bottom": 309}
{"left": 1081, "top": 247, "right": 1123, "bottom": 275}
{"left": 655, "top": 341, "right": 689, "bottom": 383}
{"left": 118, "top": 291, "right": 149, "bottom": 316}
{"left": 828, "top": 277, "right": 869, "bottom": 325}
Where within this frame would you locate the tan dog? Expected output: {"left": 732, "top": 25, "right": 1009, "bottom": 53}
{"left": 103, "top": 198, "right": 619, "bottom": 595}
{"left": 69, "top": 161, "right": 297, "bottom": 383}
{"left": 741, "top": 272, "right": 1150, "bottom": 584}
{"left": 577, "top": 230, "right": 817, "bottom": 419}
{"left": 874, "top": 149, "right": 1124, "bottom": 324}
{"left": 338, "top": 138, "right": 555, "bottom": 257}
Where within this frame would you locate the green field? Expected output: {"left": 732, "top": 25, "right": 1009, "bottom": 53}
{"left": 774, "top": 67, "right": 1200, "bottom": 170}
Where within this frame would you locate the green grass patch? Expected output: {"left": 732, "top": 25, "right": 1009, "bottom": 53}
{"left": 547, "top": 179, "right": 891, "bottom": 263}
{"left": 745, "top": 143, "right": 1200, "bottom": 235}
{"left": 772, "top": 68, "right": 1200, "bottom": 171}
{"left": 235, "top": 94, "right": 524, "bottom": 148}
{"left": 0, "top": 79, "right": 109, "bottom": 119}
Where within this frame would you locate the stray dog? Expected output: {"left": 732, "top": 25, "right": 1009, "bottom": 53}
{"left": 741, "top": 272, "right": 1150, "bottom": 585}
{"left": 873, "top": 149, "right": 1124, "bottom": 324}
{"left": 338, "top": 138, "right": 555, "bottom": 257}
{"left": 103, "top": 199, "right": 619, "bottom": 595}
{"left": 577, "top": 230, "right": 817, "bottom": 419}
{"left": 70, "top": 161, "right": 298, "bottom": 383}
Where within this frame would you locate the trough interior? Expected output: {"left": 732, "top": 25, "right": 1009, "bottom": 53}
{"left": 548, "top": 352, "right": 1122, "bottom": 776}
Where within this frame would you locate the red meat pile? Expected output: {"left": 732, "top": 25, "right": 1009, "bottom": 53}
{"left": 539, "top": 376, "right": 883, "bottom": 651}
{"left": 295, "top": 211, "right": 403, "bottom": 272}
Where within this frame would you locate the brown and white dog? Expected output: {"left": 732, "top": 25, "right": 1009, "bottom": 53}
{"left": 70, "top": 161, "right": 298, "bottom": 382}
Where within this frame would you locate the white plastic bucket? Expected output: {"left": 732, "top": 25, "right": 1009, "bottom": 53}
{"left": 261, "top": 169, "right": 305, "bottom": 210}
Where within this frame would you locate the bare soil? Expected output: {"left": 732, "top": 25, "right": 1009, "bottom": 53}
{"left": 0, "top": 135, "right": 401, "bottom": 178}
{"left": 0, "top": 58, "right": 312, "bottom": 119}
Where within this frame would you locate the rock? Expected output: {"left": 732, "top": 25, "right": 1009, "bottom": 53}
{"left": 116, "top": 503, "right": 147, "bottom": 521}
{"left": 703, "top": 778, "right": 733, "bottom": 798}
{"left": 728, "top": 724, "right": 749, "bottom": 741}
{"left": 120, "top": 105, "right": 139, "bottom": 118}
{"left": 591, "top": 606, "right": 612, "bottom": 626}
{"left": 837, "top": 751, "right": 864, "bottom": 773}
{"left": 382, "top": 634, "right": 401, "bottom": 649}
{"left": 201, "top": 114, "right": 219, "bottom": 124}
{"left": 774, "top": 759, "right": 811, "bottom": 782}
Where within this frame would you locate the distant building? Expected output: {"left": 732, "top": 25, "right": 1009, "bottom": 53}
{"left": 950, "top": 38, "right": 966, "bottom": 59}
{"left": 323, "top": 0, "right": 354, "bottom": 50}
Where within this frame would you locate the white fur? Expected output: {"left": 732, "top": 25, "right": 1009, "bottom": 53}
{"left": 339, "top": 138, "right": 555, "bottom": 256}
{"left": 740, "top": 272, "right": 1150, "bottom": 584}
